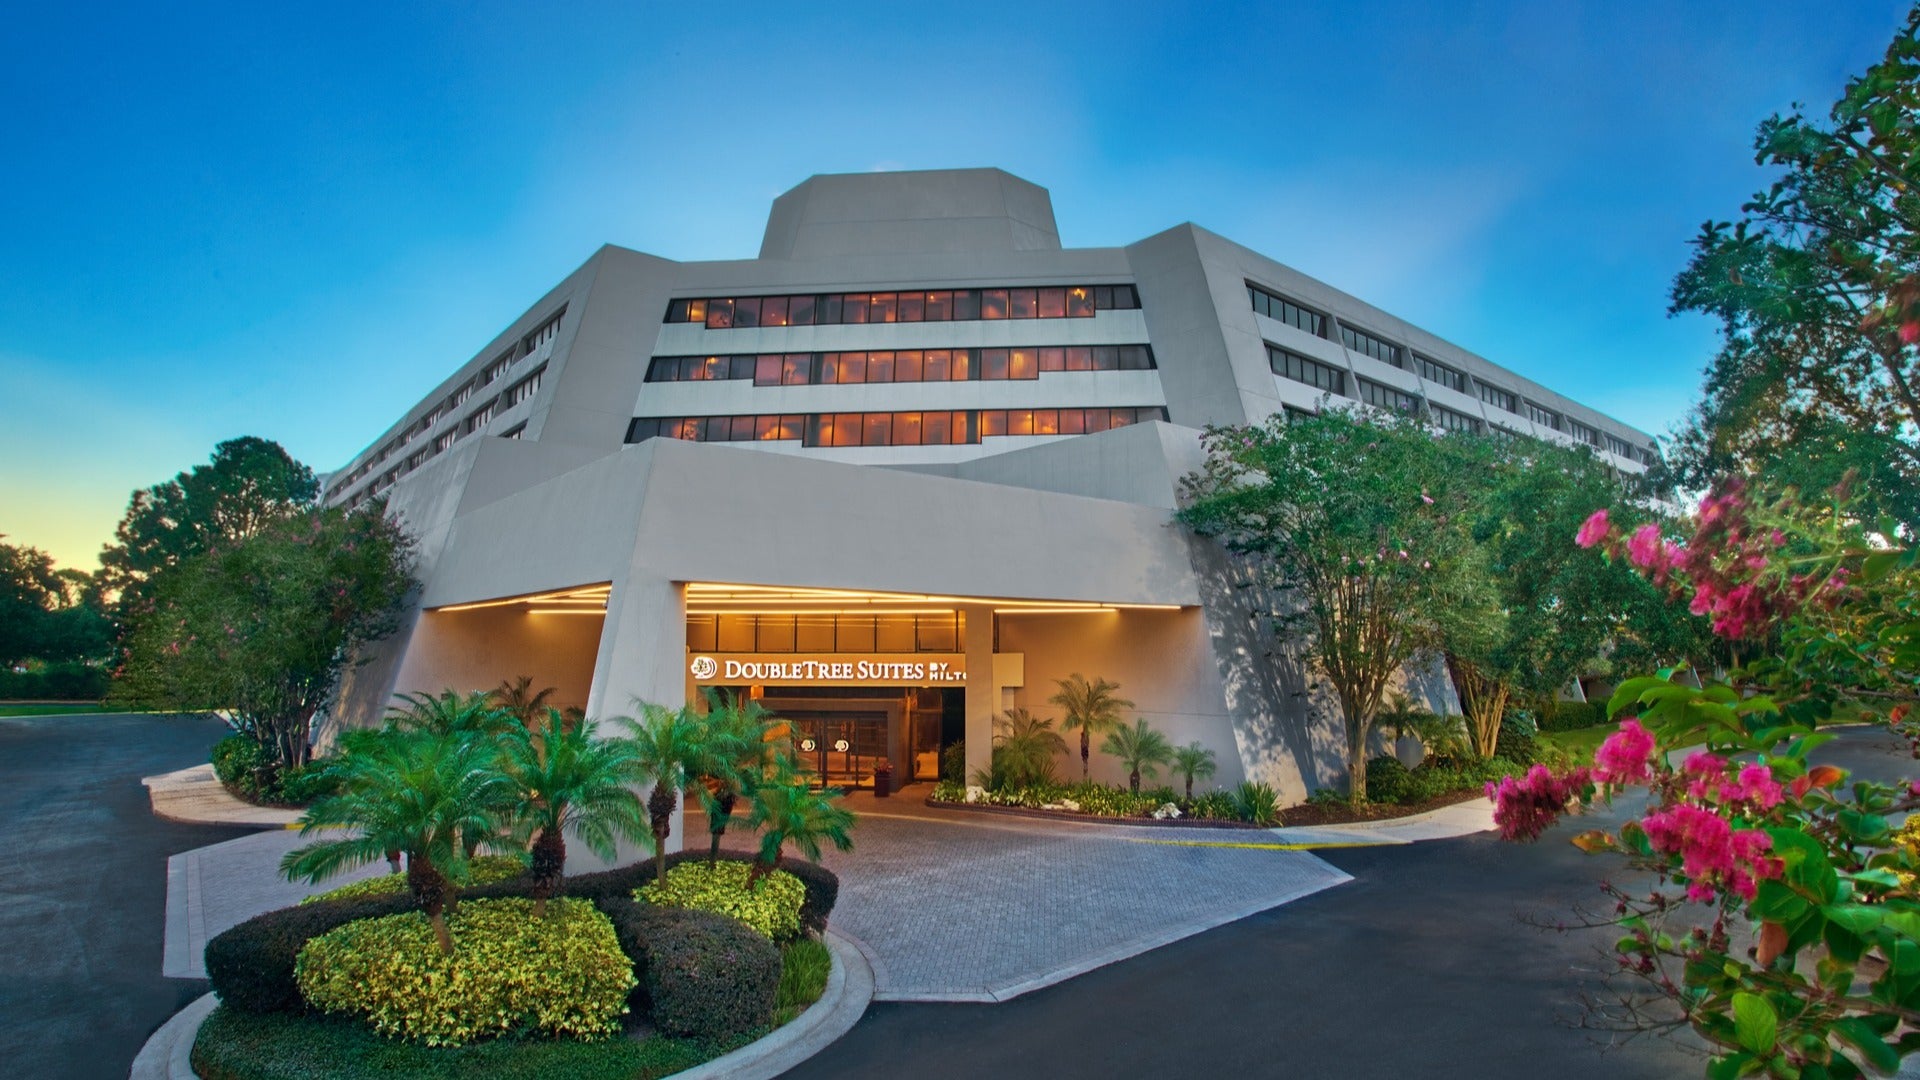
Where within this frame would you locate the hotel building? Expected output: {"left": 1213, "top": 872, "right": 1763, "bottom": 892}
{"left": 318, "top": 168, "right": 1652, "bottom": 831}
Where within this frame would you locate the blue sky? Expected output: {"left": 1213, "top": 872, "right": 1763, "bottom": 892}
{"left": 1, "top": 1, "right": 1908, "bottom": 569}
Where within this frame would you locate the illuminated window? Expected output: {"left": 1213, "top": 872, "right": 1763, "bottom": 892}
{"left": 761, "top": 296, "right": 789, "bottom": 327}
{"left": 1037, "top": 288, "right": 1067, "bottom": 319}
{"left": 981, "top": 289, "right": 1008, "bottom": 320}
{"left": 1008, "top": 288, "right": 1037, "bottom": 318}
{"left": 897, "top": 292, "right": 924, "bottom": 322}
{"left": 1066, "top": 287, "right": 1094, "bottom": 317}
{"left": 705, "top": 298, "right": 734, "bottom": 329}
{"left": 734, "top": 297, "right": 761, "bottom": 328}
{"left": 869, "top": 293, "right": 896, "bottom": 323}
{"left": 924, "top": 291, "right": 952, "bottom": 320}
{"left": 952, "top": 290, "right": 980, "bottom": 320}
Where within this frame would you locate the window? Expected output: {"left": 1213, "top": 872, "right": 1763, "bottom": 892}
{"left": 1247, "top": 283, "right": 1326, "bottom": 337}
{"left": 1524, "top": 401, "right": 1561, "bottom": 430}
{"left": 1412, "top": 354, "right": 1465, "bottom": 394}
{"left": 624, "top": 406, "right": 1167, "bottom": 448}
{"left": 467, "top": 399, "right": 498, "bottom": 431}
{"left": 449, "top": 384, "right": 473, "bottom": 409}
{"left": 644, "top": 345, "right": 1154, "bottom": 386}
{"left": 1566, "top": 419, "right": 1602, "bottom": 448}
{"left": 1267, "top": 345, "right": 1346, "bottom": 396}
{"left": 434, "top": 431, "right": 457, "bottom": 453}
{"left": 482, "top": 353, "right": 512, "bottom": 385}
{"left": 522, "top": 309, "right": 564, "bottom": 354}
{"left": 1430, "top": 404, "right": 1481, "bottom": 434}
{"left": 1604, "top": 433, "right": 1635, "bottom": 458}
{"left": 663, "top": 284, "right": 1127, "bottom": 325}
{"left": 1478, "top": 382, "right": 1518, "bottom": 413}
{"left": 1358, "top": 379, "right": 1419, "bottom": 414}
{"left": 500, "top": 424, "right": 524, "bottom": 440}
{"left": 505, "top": 366, "right": 544, "bottom": 407}
{"left": 1339, "top": 324, "right": 1401, "bottom": 367}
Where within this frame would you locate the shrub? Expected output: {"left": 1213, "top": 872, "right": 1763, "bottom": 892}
{"left": 1364, "top": 756, "right": 1412, "bottom": 804}
{"left": 299, "top": 855, "right": 525, "bottom": 905}
{"left": 210, "top": 733, "right": 337, "bottom": 806}
{"left": 295, "top": 898, "right": 633, "bottom": 1046}
{"left": 1231, "top": 780, "right": 1282, "bottom": 826}
{"left": 0, "top": 662, "right": 108, "bottom": 701}
{"left": 940, "top": 741, "right": 967, "bottom": 784}
{"left": 1496, "top": 711, "right": 1540, "bottom": 764}
{"left": 1306, "top": 788, "right": 1348, "bottom": 808}
{"left": 1187, "top": 790, "right": 1239, "bottom": 821}
{"left": 636, "top": 861, "right": 805, "bottom": 941}
{"left": 775, "top": 937, "right": 832, "bottom": 1023}
{"left": 1537, "top": 700, "right": 1608, "bottom": 732}
{"left": 206, "top": 893, "right": 417, "bottom": 1014}
{"left": 600, "top": 899, "right": 779, "bottom": 1041}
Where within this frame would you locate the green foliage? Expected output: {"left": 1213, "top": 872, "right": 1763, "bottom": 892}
{"left": 1364, "top": 756, "right": 1412, "bottom": 804}
{"left": 1049, "top": 673, "right": 1134, "bottom": 779}
{"left": 0, "top": 661, "right": 109, "bottom": 701}
{"left": 611, "top": 899, "right": 781, "bottom": 1041}
{"left": 0, "top": 539, "right": 110, "bottom": 668}
{"left": 213, "top": 734, "right": 337, "bottom": 806}
{"left": 497, "top": 711, "right": 649, "bottom": 906}
{"left": 990, "top": 708, "right": 1066, "bottom": 790}
{"left": 1179, "top": 410, "right": 1495, "bottom": 803}
{"left": 622, "top": 701, "right": 729, "bottom": 886}
{"left": 1537, "top": 700, "right": 1609, "bottom": 732}
{"left": 775, "top": 937, "right": 832, "bottom": 1023}
{"left": 1099, "top": 718, "right": 1174, "bottom": 793}
{"left": 1171, "top": 741, "right": 1218, "bottom": 799}
{"left": 298, "top": 856, "right": 525, "bottom": 906}
{"left": 1497, "top": 711, "right": 1541, "bottom": 765}
{"left": 295, "top": 898, "right": 633, "bottom": 1046}
{"left": 637, "top": 861, "right": 805, "bottom": 941}
{"left": 207, "top": 893, "right": 418, "bottom": 1014}
{"left": 192, "top": 1005, "right": 716, "bottom": 1080}
{"left": 1187, "top": 790, "right": 1240, "bottom": 821}
{"left": 744, "top": 769, "right": 855, "bottom": 874}
{"left": 1230, "top": 780, "right": 1282, "bottom": 826}
{"left": 940, "top": 740, "right": 968, "bottom": 784}
{"left": 113, "top": 503, "right": 416, "bottom": 770}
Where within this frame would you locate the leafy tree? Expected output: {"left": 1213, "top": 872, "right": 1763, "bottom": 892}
{"left": 690, "top": 690, "right": 786, "bottom": 865}
{"left": 1666, "top": 7, "right": 1920, "bottom": 531}
{"left": 1049, "top": 674, "right": 1133, "bottom": 782}
{"left": 282, "top": 728, "right": 512, "bottom": 955}
{"left": 990, "top": 707, "right": 1067, "bottom": 789}
{"left": 100, "top": 437, "right": 318, "bottom": 628}
{"left": 1171, "top": 741, "right": 1218, "bottom": 801}
{"left": 743, "top": 766, "right": 855, "bottom": 885}
{"left": 489, "top": 676, "right": 557, "bottom": 727}
{"left": 0, "top": 539, "right": 63, "bottom": 666}
{"left": 1100, "top": 718, "right": 1174, "bottom": 794}
{"left": 622, "top": 701, "right": 722, "bottom": 887}
{"left": 113, "top": 505, "right": 415, "bottom": 772}
{"left": 498, "top": 709, "right": 648, "bottom": 916}
{"left": 1179, "top": 409, "right": 1492, "bottom": 803}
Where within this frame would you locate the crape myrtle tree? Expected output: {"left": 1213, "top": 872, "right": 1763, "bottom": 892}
{"left": 1178, "top": 408, "right": 1495, "bottom": 803}
{"left": 99, "top": 437, "right": 319, "bottom": 634}
{"left": 114, "top": 504, "right": 415, "bottom": 772}
{"left": 1666, "top": 6, "right": 1920, "bottom": 533}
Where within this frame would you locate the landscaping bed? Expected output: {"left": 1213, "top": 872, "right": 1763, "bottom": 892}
{"left": 1278, "top": 787, "right": 1485, "bottom": 827}
{"left": 923, "top": 795, "right": 1265, "bottom": 829}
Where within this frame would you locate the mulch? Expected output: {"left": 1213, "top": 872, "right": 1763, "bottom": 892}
{"left": 1277, "top": 788, "right": 1484, "bottom": 828}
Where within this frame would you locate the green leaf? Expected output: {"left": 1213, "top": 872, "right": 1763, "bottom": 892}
{"left": 1707, "top": 1050, "right": 1757, "bottom": 1080}
{"left": 1752, "top": 879, "right": 1811, "bottom": 922}
{"left": 1732, "top": 992, "right": 1778, "bottom": 1055}
{"left": 1825, "top": 904, "right": 1884, "bottom": 935}
{"left": 1832, "top": 1017, "right": 1900, "bottom": 1073}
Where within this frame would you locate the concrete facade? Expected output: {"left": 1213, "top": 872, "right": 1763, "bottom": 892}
{"left": 317, "top": 168, "right": 1655, "bottom": 825}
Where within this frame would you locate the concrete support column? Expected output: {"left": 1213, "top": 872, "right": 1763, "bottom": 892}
{"left": 589, "top": 575, "right": 689, "bottom": 853}
{"left": 963, "top": 603, "right": 996, "bottom": 786}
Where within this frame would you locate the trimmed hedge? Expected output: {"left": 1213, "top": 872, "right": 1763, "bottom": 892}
{"left": 0, "top": 662, "right": 107, "bottom": 701}
{"left": 299, "top": 855, "right": 525, "bottom": 905}
{"left": 1538, "top": 700, "right": 1609, "bottom": 732}
{"left": 204, "top": 850, "right": 838, "bottom": 1032}
{"left": 600, "top": 899, "right": 779, "bottom": 1041}
{"left": 637, "top": 861, "right": 806, "bottom": 941}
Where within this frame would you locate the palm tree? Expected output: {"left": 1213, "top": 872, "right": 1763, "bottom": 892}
{"left": 490, "top": 676, "right": 557, "bottom": 728}
{"left": 1050, "top": 674, "right": 1134, "bottom": 782}
{"left": 992, "top": 708, "right": 1066, "bottom": 789}
{"left": 621, "top": 701, "right": 721, "bottom": 887}
{"left": 498, "top": 709, "right": 649, "bottom": 916}
{"left": 744, "top": 767, "right": 855, "bottom": 886}
{"left": 692, "top": 690, "right": 785, "bottom": 865}
{"left": 387, "top": 689, "right": 516, "bottom": 740}
{"left": 281, "top": 729, "right": 512, "bottom": 954}
{"left": 1100, "top": 718, "right": 1175, "bottom": 794}
{"left": 1171, "top": 741, "right": 1218, "bottom": 801}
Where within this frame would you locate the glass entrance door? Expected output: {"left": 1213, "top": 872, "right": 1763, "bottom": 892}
{"left": 790, "top": 712, "right": 889, "bottom": 789}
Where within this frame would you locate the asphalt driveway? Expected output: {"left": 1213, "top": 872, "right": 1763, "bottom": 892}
{"left": 786, "top": 726, "right": 1920, "bottom": 1080}
{"left": 0, "top": 712, "right": 247, "bottom": 1080}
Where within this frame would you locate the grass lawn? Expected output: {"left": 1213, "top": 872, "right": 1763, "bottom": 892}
{"left": 0, "top": 703, "right": 108, "bottom": 717}
{"left": 1539, "top": 724, "right": 1614, "bottom": 765}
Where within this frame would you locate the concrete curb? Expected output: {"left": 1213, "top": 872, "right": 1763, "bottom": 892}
{"left": 143, "top": 764, "right": 303, "bottom": 828}
{"left": 128, "top": 990, "right": 215, "bottom": 1080}
{"left": 1268, "top": 798, "right": 1496, "bottom": 846}
{"left": 128, "top": 928, "right": 874, "bottom": 1080}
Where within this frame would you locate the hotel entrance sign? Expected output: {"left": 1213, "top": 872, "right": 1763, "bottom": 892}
{"left": 688, "top": 653, "right": 967, "bottom": 686}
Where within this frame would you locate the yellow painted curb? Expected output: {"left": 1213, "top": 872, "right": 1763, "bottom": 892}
{"left": 1112, "top": 836, "right": 1398, "bottom": 851}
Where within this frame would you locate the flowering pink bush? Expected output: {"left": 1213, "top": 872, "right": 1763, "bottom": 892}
{"left": 1486, "top": 765, "right": 1593, "bottom": 842}
{"left": 1592, "top": 718, "right": 1656, "bottom": 785}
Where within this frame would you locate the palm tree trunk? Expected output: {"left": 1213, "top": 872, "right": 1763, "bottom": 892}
{"left": 1129, "top": 768, "right": 1140, "bottom": 794}
{"left": 530, "top": 825, "right": 566, "bottom": 918}
{"left": 1080, "top": 731, "right": 1090, "bottom": 781}
{"left": 708, "top": 791, "right": 736, "bottom": 866}
{"left": 408, "top": 857, "right": 457, "bottom": 956}
{"left": 648, "top": 783, "right": 676, "bottom": 886}
{"left": 1185, "top": 776, "right": 1194, "bottom": 801}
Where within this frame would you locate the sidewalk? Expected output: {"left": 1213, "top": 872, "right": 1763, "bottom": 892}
{"left": 142, "top": 764, "right": 302, "bottom": 827}
{"left": 1267, "top": 797, "right": 1495, "bottom": 847}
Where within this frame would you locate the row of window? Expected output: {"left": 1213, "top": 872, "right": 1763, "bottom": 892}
{"left": 688, "top": 611, "right": 964, "bottom": 655}
{"left": 1268, "top": 345, "right": 1346, "bottom": 396}
{"left": 1247, "top": 283, "right": 1326, "bottom": 337}
{"left": 664, "top": 285, "right": 1141, "bottom": 328}
{"left": 645, "top": 344, "right": 1157, "bottom": 386}
{"left": 338, "top": 308, "right": 565, "bottom": 491}
{"left": 626, "top": 405, "right": 1169, "bottom": 449}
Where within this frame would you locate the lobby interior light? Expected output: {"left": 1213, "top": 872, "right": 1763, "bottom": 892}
{"left": 684, "top": 581, "right": 1185, "bottom": 613}
{"left": 434, "top": 583, "right": 611, "bottom": 613}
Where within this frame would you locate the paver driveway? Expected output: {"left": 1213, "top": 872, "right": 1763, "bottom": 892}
{"left": 773, "top": 796, "right": 1351, "bottom": 1001}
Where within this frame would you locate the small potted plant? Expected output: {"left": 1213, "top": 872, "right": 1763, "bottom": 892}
{"left": 872, "top": 757, "right": 894, "bottom": 798}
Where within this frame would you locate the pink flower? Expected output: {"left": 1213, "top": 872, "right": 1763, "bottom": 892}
{"left": 1627, "top": 524, "right": 1663, "bottom": 569}
{"left": 1575, "top": 509, "right": 1611, "bottom": 548}
{"left": 1682, "top": 751, "right": 1728, "bottom": 801}
{"left": 1901, "top": 321, "right": 1919, "bottom": 345}
{"left": 1594, "top": 719, "right": 1657, "bottom": 785}
{"left": 1642, "top": 803, "right": 1781, "bottom": 902}
{"left": 1420, "top": 489, "right": 1434, "bottom": 505}
{"left": 1486, "top": 764, "right": 1592, "bottom": 842}
{"left": 1731, "top": 764, "right": 1784, "bottom": 809}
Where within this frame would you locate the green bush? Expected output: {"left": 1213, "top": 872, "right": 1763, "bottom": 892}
{"left": 295, "top": 898, "right": 633, "bottom": 1046}
{"left": 192, "top": 1005, "right": 715, "bottom": 1080}
{"left": 636, "top": 861, "right": 805, "bottom": 941}
{"left": 299, "top": 855, "right": 525, "bottom": 905}
{"left": 1496, "top": 712, "right": 1540, "bottom": 764}
{"left": 1231, "top": 780, "right": 1282, "bottom": 826}
{"left": 1187, "top": 790, "right": 1239, "bottom": 821}
{"left": 1364, "top": 756, "right": 1412, "bottom": 804}
{"left": 206, "top": 894, "right": 417, "bottom": 1013}
{"left": 776, "top": 937, "right": 832, "bottom": 1022}
{"left": 0, "top": 662, "right": 108, "bottom": 701}
{"left": 941, "top": 741, "right": 968, "bottom": 784}
{"left": 1537, "top": 700, "right": 1608, "bottom": 732}
{"left": 210, "top": 734, "right": 338, "bottom": 806}
{"left": 211, "top": 734, "right": 264, "bottom": 788}
{"left": 601, "top": 899, "right": 780, "bottom": 1041}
